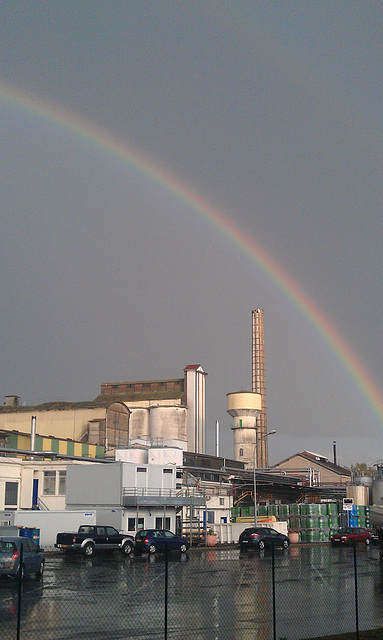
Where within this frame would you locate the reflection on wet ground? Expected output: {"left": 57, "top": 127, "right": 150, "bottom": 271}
{"left": 0, "top": 544, "right": 382, "bottom": 639}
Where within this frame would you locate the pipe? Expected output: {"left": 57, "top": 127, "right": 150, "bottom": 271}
{"left": 31, "top": 416, "right": 36, "bottom": 452}
{"left": 215, "top": 420, "right": 220, "bottom": 457}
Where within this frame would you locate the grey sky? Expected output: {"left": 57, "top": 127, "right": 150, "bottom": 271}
{"left": 1, "top": 1, "right": 382, "bottom": 467}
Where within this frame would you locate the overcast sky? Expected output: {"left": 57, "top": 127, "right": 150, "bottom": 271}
{"left": 1, "top": 1, "right": 383, "bottom": 467}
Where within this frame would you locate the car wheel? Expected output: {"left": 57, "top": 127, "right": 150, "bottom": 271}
{"left": 365, "top": 538, "right": 371, "bottom": 546}
{"left": 121, "top": 541, "right": 133, "bottom": 556}
{"left": 283, "top": 539, "right": 289, "bottom": 549}
{"left": 148, "top": 544, "right": 156, "bottom": 555}
{"left": 180, "top": 544, "right": 187, "bottom": 554}
{"left": 83, "top": 543, "right": 95, "bottom": 557}
{"left": 36, "top": 560, "right": 44, "bottom": 579}
{"left": 258, "top": 540, "right": 265, "bottom": 550}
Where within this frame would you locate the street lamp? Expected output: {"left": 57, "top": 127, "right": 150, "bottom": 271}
{"left": 254, "top": 430, "right": 276, "bottom": 526}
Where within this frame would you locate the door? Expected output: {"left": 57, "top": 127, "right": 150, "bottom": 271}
{"left": 32, "top": 479, "right": 39, "bottom": 508}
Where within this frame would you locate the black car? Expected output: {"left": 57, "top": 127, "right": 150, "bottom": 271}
{"left": 239, "top": 527, "right": 290, "bottom": 551}
{"left": 134, "top": 529, "right": 189, "bottom": 555}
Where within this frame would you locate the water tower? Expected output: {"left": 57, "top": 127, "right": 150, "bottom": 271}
{"left": 227, "top": 391, "right": 262, "bottom": 467}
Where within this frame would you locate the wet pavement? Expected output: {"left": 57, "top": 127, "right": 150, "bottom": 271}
{"left": 1, "top": 544, "right": 383, "bottom": 639}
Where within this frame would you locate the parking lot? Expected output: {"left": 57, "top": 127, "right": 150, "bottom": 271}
{"left": 1, "top": 543, "right": 383, "bottom": 639}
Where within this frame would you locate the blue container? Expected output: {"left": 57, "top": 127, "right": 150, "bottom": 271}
{"left": 19, "top": 527, "right": 40, "bottom": 546}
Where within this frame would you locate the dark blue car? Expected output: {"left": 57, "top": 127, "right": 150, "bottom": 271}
{"left": 134, "top": 529, "right": 189, "bottom": 555}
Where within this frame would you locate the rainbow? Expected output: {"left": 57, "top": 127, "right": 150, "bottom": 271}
{"left": 1, "top": 82, "right": 383, "bottom": 426}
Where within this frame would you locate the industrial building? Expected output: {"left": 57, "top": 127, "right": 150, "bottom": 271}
{"left": 0, "top": 364, "right": 207, "bottom": 456}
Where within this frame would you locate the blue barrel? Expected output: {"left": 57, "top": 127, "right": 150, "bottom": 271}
{"left": 19, "top": 527, "right": 40, "bottom": 546}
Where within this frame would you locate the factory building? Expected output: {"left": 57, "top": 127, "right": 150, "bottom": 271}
{"left": 0, "top": 365, "right": 207, "bottom": 456}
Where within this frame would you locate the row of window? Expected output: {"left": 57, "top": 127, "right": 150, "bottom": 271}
{"left": 127, "top": 517, "right": 171, "bottom": 531}
{"left": 136, "top": 468, "right": 175, "bottom": 474}
{"left": 2, "top": 472, "right": 67, "bottom": 508}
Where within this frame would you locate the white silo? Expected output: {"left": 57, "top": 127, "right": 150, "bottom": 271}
{"left": 227, "top": 391, "right": 262, "bottom": 467}
{"left": 149, "top": 405, "right": 187, "bottom": 442}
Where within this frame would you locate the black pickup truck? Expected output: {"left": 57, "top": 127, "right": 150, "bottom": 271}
{"left": 55, "top": 525, "right": 135, "bottom": 557}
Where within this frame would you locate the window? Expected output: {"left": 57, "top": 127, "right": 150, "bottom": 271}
{"left": 155, "top": 517, "right": 171, "bottom": 530}
{"left": 163, "top": 469, "right": 173, "bottom": 474}
{"left": 239, "top": 448, "right": 244, "bottom": 457}
{"left": 105, "top": 527, "right": 118, "bottom": 536}
{"left": 5, "top": 481, "right": 18, "bottom": 506}
{"left": 58, "top": 471, "right": 66, "bottom": 495}
{"left": 43, "top": 471, "right": 56, "bottom": 495}
{"left": 137, "top": 467, "right": 147, "bottom": 473}
{"left": 207, "top": 511, "right": 215, "bottom": 524}
{"left": 127, "top": 517, "right": 144, "bottom": 531}
{"left": 128, "top": 517, "right": 136, "bottom": 531}
{"left": 219, "top": 498, "right": 225, "bottom": 506}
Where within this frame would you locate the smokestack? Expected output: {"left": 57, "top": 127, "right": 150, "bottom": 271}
{"left": 252, "top": 309, "right": 268, "bottom": 467}
{"left": 333, "top": 441, "right": 337, "bottom": 466}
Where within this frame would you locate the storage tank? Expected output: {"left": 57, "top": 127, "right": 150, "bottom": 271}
{"left": 347, "top": 484, "right": 370, "bottom": 506}
{"left": 372, "top": 480, "right": 383, "bottom": 507}
{"left": 149, "top": 406, "right": 187, "bottom": 441}
{"left": 372, "top": 460, "right": 383, "bottom": 506}
{"left": 129, "top": 408, "right": 150, "bottom": 440}
{"left": 227, "top": 391, "right": 262, "bottom": 467}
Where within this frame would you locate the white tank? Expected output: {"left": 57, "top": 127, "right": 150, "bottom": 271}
{"left": 115, "top": 448, "right": 148, "bottom": 464}
{"left": 347, "top": 485, "right": 370, "bottom": 506}
{"left": 227, "top": 392, "right": 262, "bottom": 467}
{"left": 149, "top": 406, "right": 187, "bottom": 441}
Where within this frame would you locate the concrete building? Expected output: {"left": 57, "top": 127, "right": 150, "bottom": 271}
{"left": 0, "top": 364, "right": 207, "bottom": 456}
{"left": 227, "top": 391, "right": 262, "bottom": 468}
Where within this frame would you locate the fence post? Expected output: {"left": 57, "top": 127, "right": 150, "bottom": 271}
{"left": 353, "top": 542, "right": 359, "bottom": 640}
{"left": 17, "top": 541, "right": 23, "bottom": 640}
{"left": 164, "top": 542, "right": 168, "bottom": 640}
{"left": 271, "top": 541, "right": 276, "bottom": 640}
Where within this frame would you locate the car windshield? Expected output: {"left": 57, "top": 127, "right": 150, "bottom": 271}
{"left": 0, "top": 541, "right": 16, "bottom": 553}
{"left": 336, "top": 528, "right": 353, "bottom": 534}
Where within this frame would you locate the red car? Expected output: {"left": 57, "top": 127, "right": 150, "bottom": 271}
{"left": 330, "top": 527, "right": 371, "bottom": 546}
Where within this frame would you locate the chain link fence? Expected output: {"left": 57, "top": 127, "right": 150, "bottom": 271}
{"left": 1, "top": 543, "right": 383, "bottom": 640}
